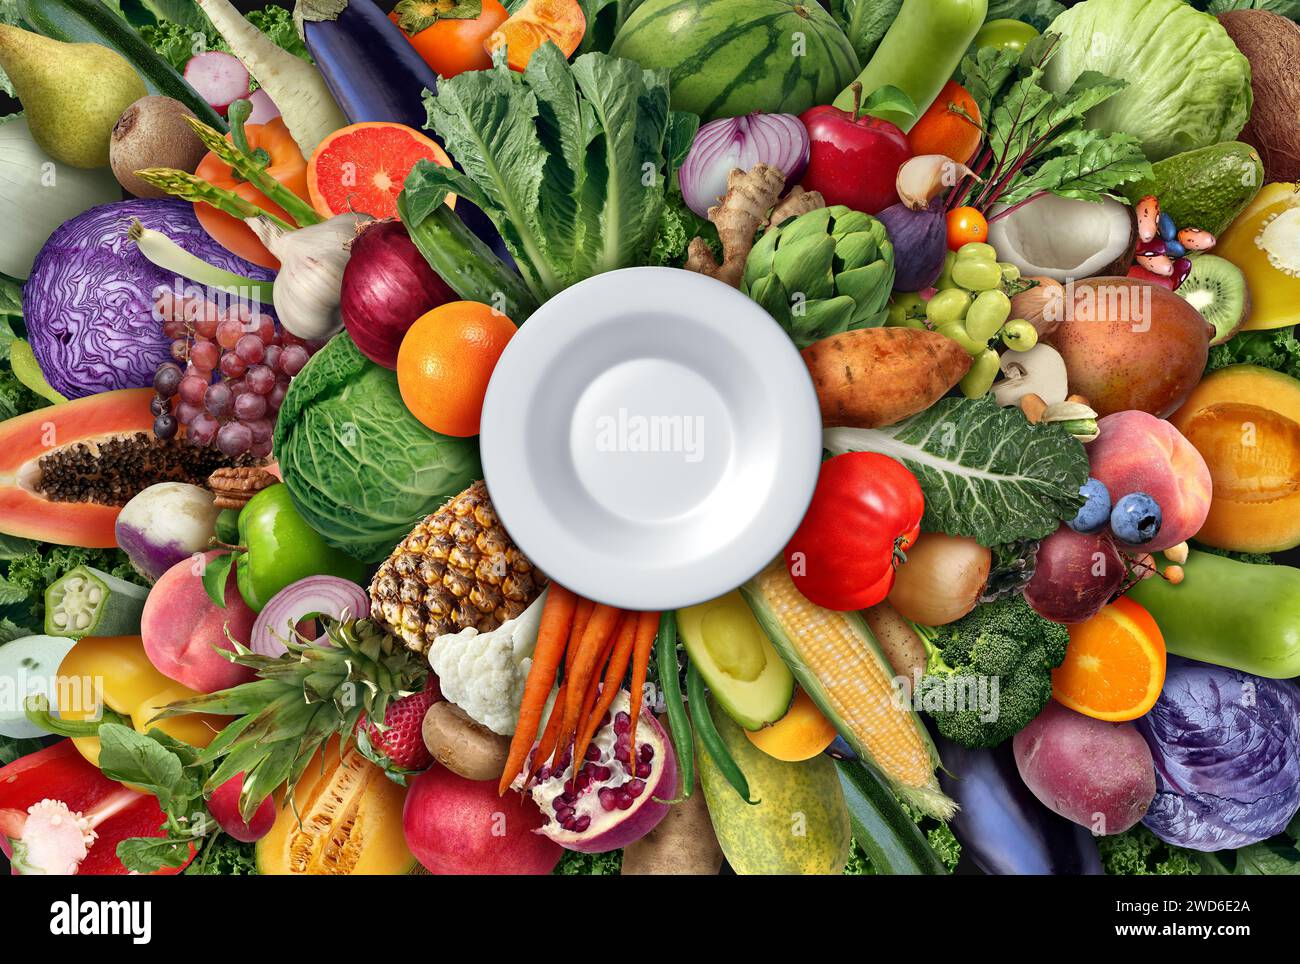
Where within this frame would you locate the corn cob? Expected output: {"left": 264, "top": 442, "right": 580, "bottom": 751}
{"left": 742, "top": 561, "right": 955, "bottom": 819}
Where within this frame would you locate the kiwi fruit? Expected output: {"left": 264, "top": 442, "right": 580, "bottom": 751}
{"left": 1177, "top": 254, "right": 1250, "bottom": 346}
{"left": 109, "top": 95, "right": 207, "bottom": 199}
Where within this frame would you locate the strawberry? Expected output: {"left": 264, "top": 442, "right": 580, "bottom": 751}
{"left": 358, "top": 684, "right": 440, "bottom": 772}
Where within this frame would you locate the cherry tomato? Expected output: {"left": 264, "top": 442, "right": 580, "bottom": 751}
{"left": 947, "top": 206, "right": 990, "bottom": 251}
{"left": 974, "top": 18, "right": 1040, "bottom": 54}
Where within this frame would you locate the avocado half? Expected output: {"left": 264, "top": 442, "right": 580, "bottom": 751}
{"left": 677, "top": 591, "right": 794, "bottom": 730}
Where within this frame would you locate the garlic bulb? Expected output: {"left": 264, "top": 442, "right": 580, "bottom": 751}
{"left": 246, "top": 213, "right": 370, "bottom": 339}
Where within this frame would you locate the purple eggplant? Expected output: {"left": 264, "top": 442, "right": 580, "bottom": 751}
{"left": 937, "top": 736, "right": 1104, "bottom": 875}
{"left": 298, "top": 0, "right": 513, "bottom": 266}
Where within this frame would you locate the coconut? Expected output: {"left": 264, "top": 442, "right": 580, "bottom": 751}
{"left": 1219, "top": 10, "right": 1300, "bottom": 184}
{"left": 987, "top": 194, "right": 1134, "bottom": 283}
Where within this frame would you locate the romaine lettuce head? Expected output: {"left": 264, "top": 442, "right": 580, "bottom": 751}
{"left": 1043, "top": 0, "right": 1252, "bottom": 161}
{"left": 273, "top": 334, "right": 482, "bottom": 563}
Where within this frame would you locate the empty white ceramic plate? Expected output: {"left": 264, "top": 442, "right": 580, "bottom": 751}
{"left": 480, "top": 267, "right": 822, "bottom": 610}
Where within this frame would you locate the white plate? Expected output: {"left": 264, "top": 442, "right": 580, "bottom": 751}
{"left": 480, "top": 267, "right": 822, "bottom": 610}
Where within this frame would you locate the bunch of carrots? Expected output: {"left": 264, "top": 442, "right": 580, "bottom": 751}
{"left": 499, "top": 585, "right": 661, "bottom": 795}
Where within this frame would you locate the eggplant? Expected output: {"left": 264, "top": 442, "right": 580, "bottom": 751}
{"left": 937, "top": 736, "right": 1104, "bottom": 875}
{"left": 298, "top": 0, "right": 514, "bottom": 267}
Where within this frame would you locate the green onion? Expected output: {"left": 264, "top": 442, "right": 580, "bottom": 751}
{"left": 128, "top": 220, "right": 275, "bottom": 304}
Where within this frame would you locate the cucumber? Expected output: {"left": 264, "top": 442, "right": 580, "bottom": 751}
{"left": 44, "top": 566, "right": 148, "bottom": 638}
{"left": 17, "top": 0, "right": 227, "bottom": 131}
{"left": 836, "top": 758, "right": 948, "bottom": 875}
{"left": 0, "top": 634, "right": 78, "bottom": 738}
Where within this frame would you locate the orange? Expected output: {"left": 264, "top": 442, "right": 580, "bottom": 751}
{"left": 397, "top": 301, "right": 517, "bottom": 437}
{"left": 908, "top": 80, "right": 982, "bottom": 165}
{"left": 1052, "top": 596, "right": 1167, "bottom": 722}
{"left": 745, "top": 688, "right": 838, "bottom": 762}
{"left": 306, "top": 121, "right": 454, "bottom": 221}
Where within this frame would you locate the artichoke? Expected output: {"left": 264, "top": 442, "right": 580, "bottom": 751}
{"left": 742, "top": 205, "right": 895, "bottom": 348}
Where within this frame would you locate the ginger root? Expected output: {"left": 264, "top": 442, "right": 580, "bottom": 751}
{"left": 684, "top": 163, "right": 825, "bottom": 288}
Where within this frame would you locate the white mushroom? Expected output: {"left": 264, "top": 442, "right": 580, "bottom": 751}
{"left": 992, "top": 343, "right": 1069, "bottom": 408}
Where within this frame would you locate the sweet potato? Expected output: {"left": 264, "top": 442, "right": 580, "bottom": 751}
{"left": 802, "top": 328, "right": 971, "bottom": 428}
{"left": 1012, "top": 700, "right": 1156, "bottom": 836}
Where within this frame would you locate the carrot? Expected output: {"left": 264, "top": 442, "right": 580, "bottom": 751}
{"left": 626, "top": 610, "right": 661, "bottom": 767}
{"left": 566, "top": 597, "right": 595, "bottom": 675}
{"left": 526, "top": 681, "right": 567, "bottom": 787}
{"left": 498, "top": 584, "right": 577, "bottom": 795}
{"left": 574, "top": 615, "right": 638, "bottom": 766}
{"left": 555, "top": 604, "right": 623, "bottom": 768}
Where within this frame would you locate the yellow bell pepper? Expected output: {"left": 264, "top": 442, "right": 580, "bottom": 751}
{"left": 1216, "top": 182, "right": 1300, "bottom": 331}
{"left": 55, "top": 635, "right": 228, "bottom": 768}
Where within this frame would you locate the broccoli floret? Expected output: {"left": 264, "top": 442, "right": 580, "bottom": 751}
{"left": 1099, "top": 826, "right": 1201, "bottom": 876}
{"left": 915, "top": 596, "right": 1068, "bottom": 749}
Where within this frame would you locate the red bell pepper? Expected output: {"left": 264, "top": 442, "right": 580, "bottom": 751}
{"left": 784, "top": 452, "right": 925, "bottom": 611}
{"left": 0, "top": 740, "right": 190, "bottom": 876}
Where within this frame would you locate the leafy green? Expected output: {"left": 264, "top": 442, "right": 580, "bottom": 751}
{"left": 554, "top": 849, "right": 623, "bottom": 874}
{"left": 958, "top": 34, "right": 1152, "bottom": 213}
{"left": 649, "top": 190, "right": 711, "bottom": 268}
{"left": 1207, "top": 327, "right": 1300, "bottom": 381}
{"left": 138, "top": 3, "right": 309, "bottom": 70}
{"left": 0, "top": 733, "right": 46, "bottom": 767}
{"left": 273, "top": 335, "right": 482, "bottom": 563}
{"left": 824, "top": 396, "right": 1090, "bottom": 546}
{"left": 1, "top": 545, "right": 142, "bottom": 628}
{"left": 986, "top": 0, "right": 1067, "bottom": 29}
{"left": 824, "top": 0, "right": 902, "bottom": 65}
{"left": 185, "top": 833, "right": 259, "bottom": 875}
{"left": 414, "top": 43, "right": 698, "bottom": 304}
{"left": 1199, "top": 0, "right": 1300, "bottom": 19}
{"left": 575, "top": 0, "right": 646, "bottom": 54}
{"left": 1100, "top": 825, "right": 1202, "bottom": 875}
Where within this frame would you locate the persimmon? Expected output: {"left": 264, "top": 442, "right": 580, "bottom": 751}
{"left": 390, "top": 0, "right": 510, "bottom": 78}
{"left": 485, "top": 0, "right": 586, "bottom": 72}
{"left": 908, "top": 80, "right": 982, "bottom": 165}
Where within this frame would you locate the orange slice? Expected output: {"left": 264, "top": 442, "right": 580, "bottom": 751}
{"left": 1052, "top": 596, "right": 1167, "bottom": 722}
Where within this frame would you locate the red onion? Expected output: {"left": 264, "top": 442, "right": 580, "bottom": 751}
{"left": 250, "top": 575, "right": 370, "bottom": 657}
{"left": 679, "top": 113, "right": 810, "bottom": 218}
{"left": 340, "top": 220, "right": 456, "bottom": 369}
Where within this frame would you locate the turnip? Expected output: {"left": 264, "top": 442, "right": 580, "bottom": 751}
{"left": 115, "top": 482, "right": 221, "bottom": 582}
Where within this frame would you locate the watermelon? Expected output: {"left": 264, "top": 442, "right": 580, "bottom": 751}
{"left": 611, "top": 0, "right": 859, "bottom": 123}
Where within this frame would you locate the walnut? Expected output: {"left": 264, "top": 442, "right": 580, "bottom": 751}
{"left": 208, "top": 466, "right": 279, "bottom": 510}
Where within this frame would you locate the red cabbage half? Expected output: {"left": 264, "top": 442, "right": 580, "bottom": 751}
{"left": 1136, "top": 657, "right": 1300, "bottom": 852}
{"left": 24, "top": 199, "right": 274, "bottom": 399}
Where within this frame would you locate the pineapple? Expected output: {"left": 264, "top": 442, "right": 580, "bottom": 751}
{"left": 369, "top": 480, "right": 544, "bottom": 653}
{"left": 156, "top": 618, "right": 427, "bottom": 821}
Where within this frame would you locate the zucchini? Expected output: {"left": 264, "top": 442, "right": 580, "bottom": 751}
{"left": 837, "top": 758, "right": 948, "bottom": 875}
{"left": 17, "top": 0, "right": 226, "bottom": 131}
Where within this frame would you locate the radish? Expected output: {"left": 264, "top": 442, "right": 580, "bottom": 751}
{"left": 183, "top": 51, "right": 251, "bottom": 116}
{"left": 245, "top": 88, "right": 281, "bottom": 124}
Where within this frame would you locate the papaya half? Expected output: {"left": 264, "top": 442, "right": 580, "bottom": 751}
{"left": 0, "top": 389, "right": 245, "bottom": 548}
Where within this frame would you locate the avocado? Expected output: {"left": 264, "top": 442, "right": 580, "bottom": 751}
{"left": 695, "top": 696, "right": 850, "bottom": 875}
{"left": 1122, "top": 142, "right": 1265, "bottom": 237}
{"left": 677, "top": 591, "right": 794, "bottom": 731}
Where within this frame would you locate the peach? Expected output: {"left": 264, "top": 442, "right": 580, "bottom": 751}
{"left": 141, "top": 550, "right": 257, "bottom": 693}
{"left": 1088, "top": 411, "right": 1212, "bottom": 552}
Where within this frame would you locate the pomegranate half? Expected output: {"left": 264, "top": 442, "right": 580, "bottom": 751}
{"left": 522, "top": 689, "right": 677, "bottom": 853}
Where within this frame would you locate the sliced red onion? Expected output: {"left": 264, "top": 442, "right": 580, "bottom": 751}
{"left": 679, "top": 113, "right": 810, "bottom": 218}
{"left": 250, "top": 576, "right": 370, "bottom": 657}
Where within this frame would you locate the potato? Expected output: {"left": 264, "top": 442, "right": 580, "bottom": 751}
{"left": 861, "top": 601, "right": 927, "bottom": 680}
{"left": 422, "top": 701, "right": 511, "bottom": 782}
{"left": 802, "top": 327, "right": 971, "bottom": 429}
{"left": 621, "top": 714, "right": 723, "bottom": 875}
{"left": 1012, "top": 700, "right": 1156, "bottom": 835}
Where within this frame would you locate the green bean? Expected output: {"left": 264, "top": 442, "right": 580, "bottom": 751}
{"left": 656, "top": 610, "right": 693, "bottom": 802}
{"left": 687, "top": 662, "right": 757, "bottom": 805}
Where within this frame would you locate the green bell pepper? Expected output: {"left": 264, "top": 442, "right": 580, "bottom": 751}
{"left": 234, "top": 483, "right": 368, "bottom": 612}
{"left": 1126, "top": 549, "right": 1300, "bottom": 679}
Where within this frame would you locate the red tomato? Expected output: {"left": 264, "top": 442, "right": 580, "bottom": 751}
{"left": 947, "top": 206, "right": 989, "bottom": 250}
{"left": 784, "top": 453, "right": 925, "bottom": 611}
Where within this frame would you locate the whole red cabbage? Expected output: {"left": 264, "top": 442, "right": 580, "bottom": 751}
{"left": 1136, "top": 657, "right": 1300, "bottom": 852}
{"left": 340, "top": 220, "right": 455, "bottom": 369}
{"left": 24, "top": 199, "right": 274, "bottom": 399}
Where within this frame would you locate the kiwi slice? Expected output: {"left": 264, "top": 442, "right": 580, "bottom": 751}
{"left": 1178, "top": 254, "right": 1250, "bottom": 345}
{"left": 44, "top": 565, "right": 148, "bottom": 638}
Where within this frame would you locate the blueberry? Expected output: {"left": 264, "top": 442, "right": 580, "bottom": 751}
{"left": 1158, "top": 212, "right": 1178, "bottom": 243}
{"left": 1164, "top": 239, "right": 1187, "bottom": 259}
{"left": 1111, "top": 492, "right": 1162, "bottom": 545}
{"left": 1068, "top": 478, "right": 1111, "bottom": 533}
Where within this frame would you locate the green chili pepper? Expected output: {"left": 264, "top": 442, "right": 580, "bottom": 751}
{"left": 687, "top": 662, "right": 757, "bottom": 805}
{"left": 656, "top": 611, "right": 693, "bottom": 802}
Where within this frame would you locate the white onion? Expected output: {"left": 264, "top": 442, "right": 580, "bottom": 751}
{"left": 679, "top": 113, "right": 810, "bottom": 217}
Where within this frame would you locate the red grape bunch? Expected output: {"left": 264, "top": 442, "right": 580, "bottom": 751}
{"left": 150, "top": 289, "right": 319, "bottom": 459}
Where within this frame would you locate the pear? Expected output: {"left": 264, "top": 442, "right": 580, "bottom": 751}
{"left": 0, "top": 25, "right": 147, "bottom": 169}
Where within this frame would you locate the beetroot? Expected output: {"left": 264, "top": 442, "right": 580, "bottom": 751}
{"left": 403, "top": 766, "right": 561, "bottom": 875}
{"left": 524, "top": 690, "right": 676, "bottom": 853}
{"left": 1023, "top": 525, "right": 1126, "bottom": 624}
{"left": 341, "top": 220, "right": 456, "bottom": 369}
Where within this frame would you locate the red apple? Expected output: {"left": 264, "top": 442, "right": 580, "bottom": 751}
{"left": 799, "top": 103, "right": 912, "bottom": 215}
